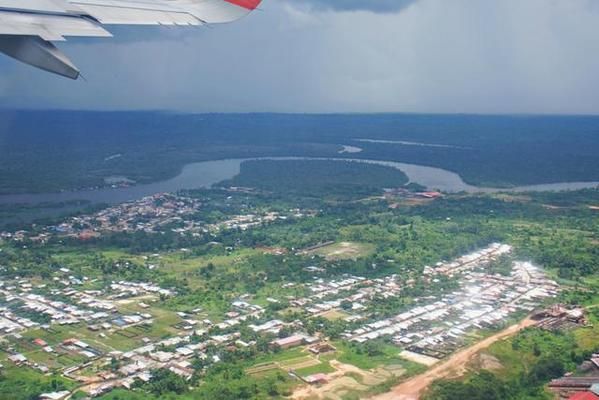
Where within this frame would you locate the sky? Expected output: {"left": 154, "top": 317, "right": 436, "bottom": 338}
{"left": 1, "top": 0, "right": 599, "bottom": 114}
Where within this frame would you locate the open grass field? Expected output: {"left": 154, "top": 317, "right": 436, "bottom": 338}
{"left": 246, "top": 362, "right": 279, "bottom": 376}
{"left": 159, "top": 248, "right": 261, "bottom": 277}
{"left": 320, "top": 309, "right": 351, "bottom": 321}
{"left": 247, "top": 351, "right": 335, "bottom": 379}
{"left": 252, "top": 341, "right": 428, "bottom": 400}
{"left": 307, "top": 242, "right": 375, "bottom": 261}
{"left": 295, "top": 361, "right": 336, "bottom": 377}
{"left": 333, "top": 341, "right": 410, "bottom": 370}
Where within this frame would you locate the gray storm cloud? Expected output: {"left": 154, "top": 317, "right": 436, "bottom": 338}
{"left": 0, "top": 0, "right": 599, "bottom": 114}
{"left": 292, "top": 0, "right": 418, "bottom": 13}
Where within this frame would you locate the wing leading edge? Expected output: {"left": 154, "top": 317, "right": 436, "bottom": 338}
{"left": 0, "top": 0, "right": 262, "bottom": 79}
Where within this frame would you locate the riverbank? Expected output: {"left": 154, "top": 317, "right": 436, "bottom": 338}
{"left": 1, "top": 157, "right": 597, "bottom": 207}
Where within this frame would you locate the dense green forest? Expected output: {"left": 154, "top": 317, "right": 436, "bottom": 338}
{"left": 219, "top": 160, "right": 409, "bottom": 198}
{"left": 1, "top": 111, "right": 598, "bottom": 193}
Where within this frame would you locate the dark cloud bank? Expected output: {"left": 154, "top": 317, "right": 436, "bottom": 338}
{"left": 294, "top": 0, "right": 418, "bottom": 13}
{"left": 1, "top": 0, "right": 599, "bottom": 114}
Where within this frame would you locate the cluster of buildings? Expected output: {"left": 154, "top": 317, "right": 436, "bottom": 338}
{"left": 384, "top": 188, "right": 443, "bottom": 208}
{"left": 108, "top": 281, "right": 173, "bottom": 299}
{"left": 61, "top": 193, "right": 202, "bottom": 237}
{"left": 533, "top": 303, "right": 588, "bottom": 330}
{"left": 549, "top": 354, "right": 599, "bottom": 400}
{"left": 345, "top": 246, "right": 558, "bottom": 359}
{"left": 279, "top": 244, "right": 559, "bottom": 363}
{"left": 0, "top": 264, "right": 318, "bottom": 397}
{"left": 0, "top": 273, "right": 174, "bottom": 338}
{"left": 212, "top": 211, "right": 284, "bottom": 232}
{"left": 60, "top": 297, "right": 322, "bottom": 397}
{"left": 0, "top": 193, "right": 310, "bottom": 243}
{"left": 0, "top": 242, "right": 567, "bottom": 399}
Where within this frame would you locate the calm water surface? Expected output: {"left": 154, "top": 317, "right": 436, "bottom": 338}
{"left": 0, "top": 157, "right": 597, "bottom": 206}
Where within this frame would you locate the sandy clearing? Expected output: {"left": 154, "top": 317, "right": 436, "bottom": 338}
{"left": 290, "top": 360, "right": 401, "bottom": 400}
{"left": 371, "top": 318, "right": 536, "bottom": 400}
{"left": 115, "top": 294, "right": 157, "bottom": 305}
{"left": 399, "top": 350, "right": 439, "bottom": 367}
{"left": 476, "top": 353, "right": 503, "bottom": 371}
{"left": 292, "top": 376, "right": 369, "bottom": 400}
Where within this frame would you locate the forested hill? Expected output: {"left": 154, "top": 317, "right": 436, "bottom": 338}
{"left": 0, "top": 111, "right": 598, "bottom": 193}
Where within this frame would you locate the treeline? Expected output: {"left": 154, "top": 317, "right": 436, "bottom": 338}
{"left": 219, "top": 160, "right": 409, "bottom": 198}
{"left": 406, "top": 191, "right": 599, "bottom": 279}
{"left": 2, "top": 111, "right": 598, "bottom": 194}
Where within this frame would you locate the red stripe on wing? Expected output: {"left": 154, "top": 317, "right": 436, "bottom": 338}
{"left": 224, "top": 0, "right": 261, "bottom": 10}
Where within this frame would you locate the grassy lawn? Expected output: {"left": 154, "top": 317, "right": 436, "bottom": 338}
{"left": 159, "top": 248, "right": 260, "bottom": 277}
{"left": 333, "top": 341, "right": 410, "bottom": 370}
{"left": 485, "top": 320, "right": 599, "bottom": 381}
{"left": 321, "top": 309, "right": 350, "bottom": 321}
{"left": 252, "top": 347, "right": 307, "bottom": 365}
{"left": 295, "top": 361, "right": 336, "bottom": 377}
{"left": 573, "top": 315, "right": 599, "bottom": 352}
{"left": 0, "top": 363, "right": 77, "bottom": 398}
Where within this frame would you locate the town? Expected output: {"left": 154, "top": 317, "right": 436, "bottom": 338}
{"left": 1, "top": 192, "right": 314, "bottom": 243}
{"left": 0, "top": 181, "right": 596, "bottom": 400}
{"left": 0, "top": 240, "right": 568, "bottom": 399}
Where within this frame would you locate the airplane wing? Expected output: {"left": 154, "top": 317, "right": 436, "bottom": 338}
{"left": 0, "top": 0, "right": 262, "bottom": 79}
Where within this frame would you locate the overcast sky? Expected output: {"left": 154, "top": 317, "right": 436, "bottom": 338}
{"left": 1, "top": 0, "right": 599, "bottom": 114}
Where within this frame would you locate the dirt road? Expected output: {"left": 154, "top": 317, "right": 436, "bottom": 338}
{"left": 371, "top": 318, "right": 537, "bottom": 400}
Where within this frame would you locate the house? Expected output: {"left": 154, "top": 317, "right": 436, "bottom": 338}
{"left": 309, "top": 343, "right": 336, "bottom": 355}
{"left": 549, "top": 377, "right": 599, "bottom": 398}
{"left": 8, "top": 353, "right": 27, "bottom": 364}
{"left": 39, "top": 391, "right": 70, "bottom": 400}
{"left": 569, "top": 392, "right": 599, "bottom": 400}
{"left": 271, "top": 335, "right": 306, "bottom": 349}
{"left": 305, "top": 373, "right": 329, "bottom": 385}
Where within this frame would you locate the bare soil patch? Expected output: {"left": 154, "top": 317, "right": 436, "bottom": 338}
{"left": 399, "top": 350, "right": 439, "bottom": 367}
{"left": 475, "top": 353, "right": 503, "bottom": 371}
{"left": 371, "top": 318, "right": 536, "bottom": 400}
{"left": 290, "top": 359, "right": 405, "bottom": 400}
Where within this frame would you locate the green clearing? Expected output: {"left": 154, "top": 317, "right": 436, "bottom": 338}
{"left": 308, "top": 241, "right": 376, "bottom": 261}
{"left": 294, "top": 361, "right": 336, "bottom": 377}
{"left": 333, "top": 340, "right": 414, "bottom": 371}
{"left": 158, "top": 248, "right": 260, "bottom": 278}
{"left": 252, "top": 347, "right": 306, "bottom": 365}
{"left": 320, "top": 309, "right": 351, "bottom": 321}
{"left": 0, "top": 362, "right": 76, "bottom": 399}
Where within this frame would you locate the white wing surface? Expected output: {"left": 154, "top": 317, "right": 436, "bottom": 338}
{"left": 0, "top": 0, "right": 262, "bottom": 78}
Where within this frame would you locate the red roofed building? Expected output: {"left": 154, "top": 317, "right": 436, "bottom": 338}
{"left": 305, "top": 373, "right": 329, "bottom": 385}
{"left": 271, "top": 334, "right": 305, "bottom": 349}
{"left": 569, "top": 392, "right": 599, "bottom": 400}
